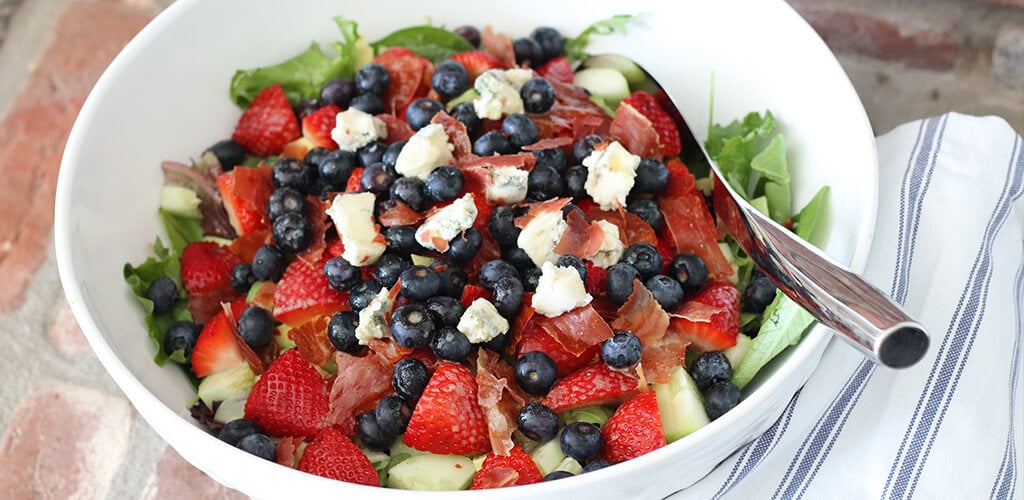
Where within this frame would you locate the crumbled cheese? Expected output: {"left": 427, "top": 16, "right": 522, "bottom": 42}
{"left": 394, "top": 124, "right": 455, "bottom": 180}
{"left": 472, "top": 69, "right": 527, "bottom": 120}
{"left": 355, "top": 288, "right": 394, "bottom": 345}
{"left": 414, "top": 193, "right": 479, "bottom": 251}
{"left": 590, "top": 220, "right": 625, "bottom": 268}
{"left": 485, "top": 166, "right": 529, "bottom": 204}
{"left": 582, "top": 141, "right": 641, "bottom": 210}
{"left": 331, "top": 108, "right": 387, "bottom": 152}
{"left": 503, "top": 68, "right": 534, "bottom": 89}
{"left": 457, "top": 298, "right": 509, "bottom": 343}
{"left": 517, "top": 209, "right": 567, "bottom": 267}
{"left": 532, "top": 262, "right": 593, "bottom": 318}
{"left": 325, "top": 192, "right": 386, "bottom": 266}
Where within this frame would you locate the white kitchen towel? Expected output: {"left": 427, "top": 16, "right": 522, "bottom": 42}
{"left": 675, "top": 112, "right": 1024, "bottom": 499}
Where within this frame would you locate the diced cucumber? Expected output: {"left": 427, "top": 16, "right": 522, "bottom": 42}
{"left": 411, "top": 254, "right": 436, "bottom": 267}
{"left": 362, "top": 447, "right": 391, "bottom": 471}
{"left": 160, "top": 185, "right": 202, "bottom": 218}
{"left": 580, "top": 55, "right": 647, "bottom": 86}
{"left": 723, "top": 333, "right": 753, "bottom": 369}
{"left": 201, "top": 236, "right": 234, "bottom": 246}
{"left": 354, "top": 37, "right": 374, "bottom": 69}
{"left": 653, "top": 366, "right": 710, "bottom": 442}
{"left": 446, "top": 89, "right": 479, "bottom": 110}
{"left": 560, "top": 405, "right": 614, "bottom": 426}
{"left": 573, "top": 68, "right": 630, "bottom": 108}
{"left": 553, "top": 456, "right": 583, "bottom": 475}
{"left": 197, "top": 363, "right": 256, "bottom": 407}
{"left": 386, "top": 454, "right": 476, "bottom": 491}
{"left": 275, "top": 325, "right": 297, "bottom": 350}
{"left": 213, "top": 388, "right": 250, "bottom": 424}
{"left": 472, "top": 454, "right": 486, "bottom": 471}
{"left": 530, "top": 438, "right": 566, "bottom": 475}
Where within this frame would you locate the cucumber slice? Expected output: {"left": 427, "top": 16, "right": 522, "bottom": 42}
{"left": 446, "top": 89, "right": 479, "bottom": 110}
{"left": 160, "top": 185, "right": 202, "bottom": 218}
{"left": 653, "top": 365, "right": 710, "bottom": 442}
{"left": 386, "top": 454, "right": 476, "bottom": 491}
{"left": 580, "top": 55, "right": 646, "bottom": 86}
{"left": 197, "top": 363, "right": 256, "bottom": 407}
{"left": 723, "top": 333, "right": 753, "bottom": 369}
{"left": 354, "top": 38, "right": 374, "bottom": 69}
{"left": 213, "top": 388, "right": 250, "bottom": 424}
{"left": 530, "top": 438, "right": 566, "bottom": 475}
{"left": 553, "top": 456, "right": 583, "bottom": 475}
{"left": 573, "top": 68, "right": 630, "bottom": 108}
{"left": 560, "top": 405, "right": 614, "bottom": 426}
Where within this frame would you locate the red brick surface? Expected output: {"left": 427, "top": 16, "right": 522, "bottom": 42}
{"left": 140, "top": 446, "right": 247, "bottom": 500}
{"left": 48, "top": 298, "right": 91, "bottom": 358}
{"left": 978, "top": 0, "right": 1024, "bottom": 9}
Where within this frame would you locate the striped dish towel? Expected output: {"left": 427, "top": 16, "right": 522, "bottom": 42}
{"left": 675, "top": 113, "right": 1024, "bottom": 499}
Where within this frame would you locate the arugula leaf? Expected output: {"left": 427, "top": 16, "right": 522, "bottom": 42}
{"left": 124, "top": 238, "right": 192, "bottom": 366}
{"left": 371, "top": 25, "right": 473, "bottom": 63}
{"left": 229, "top": 17, "right": 361, "bottom": 107}
{"left": 563, "top": 14, "right": 641, "bottom": 61}
{"left": 732, "top": 291, "right": 815, "bottom": 389}
{"left": 159, "top": 209, "right": 203, "bottom": 257}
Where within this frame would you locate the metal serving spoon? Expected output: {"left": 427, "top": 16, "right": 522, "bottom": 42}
{"left": 593, "top": 55, "right": 929, "bottom": 368}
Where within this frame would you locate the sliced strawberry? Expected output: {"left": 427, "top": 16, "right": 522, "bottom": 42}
{"left": 671, "top": 281, "right": 740, "bottom": 352}
{"left": 191, "top": 304, "right": 246, "bottom": 378}
{"left": 297, "top": 427, "right": 379, "bottom": 486}
{"left": 517, "top": 323, "right": 599, "bottom": 378}
{"left": 537, "top": 56, "right": 574, "bottom": 84}
{"left": 231, "top": 83, "right": 300, "bottom": 156}
{"left": 403, "top": 361, "right": 490, "bottom": 456}
{"left": 301, "top": 104, "right": 341, "bottom": 149}
{"left": 460, "top": 284, "right": 493, "bottom": 308}
{"left": 449, "top": 50, "right": 507, "bottom": 81}
{"left": 244, "top": 349, "right": 329, "bottom": 439}
{"left": 215, "top": 166, "right": 272, "bottom": 236}
{"left": 601, "top": 391, "right": 666, "bottom": 463}
{"left": 345, "top": 167, "right": 364, "bottom": 192}
{"left": 181, "top": 241, "right": 242, "bottom": 294}
{"left": 584, "top": 261, "right": 608, "bottom": 297}
{"left": 541, "top": 362, "right": 641, "bottom": 412}
{"left": 619, "top": 91, "right": 681, "bottom": 158}
{"left": 273, "top": 257, "right": 349, "bottom": 326}
{"left": 470, "top": 444, "right": 543, "bottom": 489}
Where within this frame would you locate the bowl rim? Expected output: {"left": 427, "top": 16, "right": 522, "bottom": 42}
{"left": 53, "top": 0, "right": 878, "bottom": 496}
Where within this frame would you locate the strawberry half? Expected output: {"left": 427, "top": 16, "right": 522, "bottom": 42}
{"left": 244, "top": 349, "right": 329, "bottom": 439}
{"left": 671, "top": 281, "right": 740, "bottom": 352}
{"left": 541, "top": 362, "right": 641, "bottom": 412}
{"left": 517, "top": 324, "right": 599, "bottom": 378}
{"left": 191, "top": 301, "right": 247, "bottom": 378}
{"left": 601, "top": 391, "right": 667, "bottom": 463}
{"left": 297, "top": 427, "right": 379, "bottom": 486}
{"left": 273, "top": 257, "right": 349, "bottom": 326}
{"left": 403, "top": 361, "right": 490, "bottom": 456}
{"left": 619, "top": 91, "right": 682, "bottom": 158}
{"left": 536, "top": 55, "right": 573, "bottom": 84}
{"left": 181, "top": 241, "right": 243, "bottom": 295}
{"left": 231, "top": 83, "right": 301, "bottom": 156}
{"left": 460, "top": 284, "right": 493, "bottom": 308}
{"left": 301, "top": 104, "right": 342, "bottom": 150}
{"left": 470, "top": 444, "right": 544, "bottom": 489}
{"left": 449, "top": 50, "right": 507, "bottom": 81}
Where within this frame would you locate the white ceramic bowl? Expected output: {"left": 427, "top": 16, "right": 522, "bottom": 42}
{"left": 55, "top": 0, "right": 877, "bottom": 497}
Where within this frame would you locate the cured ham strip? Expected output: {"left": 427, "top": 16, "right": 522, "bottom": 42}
{"left": 229, "top": 228, "right": 271, "bottom": 263}
{"left": 288, "top": 315, "right": 334, "bottom": 366}
{"left": 535, "top": 304, "right": 614, "bottom": 356}
{"left": 670, "top": 299, "right": 726, "bottom": 322}
{"left": 553, "top": 209, "right": 606, "bottom": 259}
{"left": 513, "top": 197, "right": 571, "bottom": 230}
{"left": 476, "top": 349, "right": 519, "bottom": 456}
{"left": 481, "top": 25, "right": 516, "bottom": 68}
{"left": 506, "top": 294, "right": 536, "bottom": 356}
{"left": 298, "top": 196, "right": 331, "bottom": 264}
{"left": 431, "top": 111, "right": 473, "bottom": 161}
{"left": 640, "top": 328, "right": 690, "bottom": 384}
{"left": 377, "top": 200, "right": 425, "bottom": 227}
{"left": 460, "top": 152, "right": 536, "bottom": 171}
{"left": 610, "top": 279, "right": 669, "bottom": 346}
{"left": 609, "top": 102, "right": 660, "bottom": 158}
{"left": 473, "top": 468, "right": 519, "bottom": 489}
{"left": 276, "top": 437, "right": 301, "bottom": 467}
{"left": 521, "top": 136, "right": 573, "bottom": 151}
{"left": 327, "top": 350, "right": 392, "bottom": 425}
{"left": 377, "top": 113, "right": 414, "bottom": 142}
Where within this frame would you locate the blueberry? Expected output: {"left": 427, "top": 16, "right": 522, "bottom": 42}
{"left": 163, "top": 320, "right": 200, "bottom": 359}
{"left": 376, "top": 253, "right": 412, "bottom": 288}
{"left": 526, "top": 164, "right": 565, "bottom": 201}
{"left": 453, "top": 25, "right": 481, "bottom": 47}
{"left": 320, "top": 76, "right": 355, "bottom": 108}
{"left": 522, "top": 267, "right": 542, "bottom": 292}
{"left": 271, "top": 157, "right": 315, "bottom": 193}
{"left": 384, "top": 225, "right": 420, "bottom": 255}
{"left": 267, "top": 187, "right": 306, "bottom": 223}
{"left": 572, "top": 134, "right": 605, "bottom": 164}
{"left": 481, "top": 332, "right": 510, "bottom": 352}
{"left": 323, "top": 256, "right": 360, "bottom": 291}
{"left": 634, "top": 158, "right": 670, "bottom": 194}
{"left": 349, "top": 93, "right": 384, "bottom": 114}
{"left": 355, "top": 63, "right": 390, "bottom": 96}
{"left": 425, "top": 165, "right": 464, "bottom": 201}
{"left": 520, "top": 76, "right": 557, "bottom": 114}
{"left": 236, "top": 433, "right": 276, "bottom": 461}
{"left": 704, "top": 381, "right": 741, "bottom": 420}
{"left": 317, "top": 150, "right": 356, "bottom": 189}
{"left": 669, "top": 253, "right": 708, "bottom": 295}
{"left": 601, "top": 331, "right": 642, "bottom": 369}
{"left": 581, "top": 459, "right": 611, "bottom": 473}
{"left": 516, "top": 351, "right": 558, "bottom": 395}
{"left": 357, "top": 411, "right": 395, "bottom": 450}
{"left": 492, "top": 276, "right": 524, "bottom": 318}
{"left": 375, "top": 395, "right": 412, "bottom": 437}
{"left": 294, "top": 99, "right": 322, "bottom": 120}
{"left": 565, "top": 165, "right": 588, "bottom": 198}
{"left": 744, "top": 275, "right": 777, "bottom": 314}
{"left": 406, "top": 98, "right": 445, "bottom": 131}
{"left": 487, "top": 206, "right": 522, "bottom": 247}
{"left": 473, "top": 130, "right": 516, "bottom": 156}
{"left": 645, "top": 274, "right": 684, "bottom": 311}
{"left": 389, "top": 176, "right": 428, "bottom": 212}
{"left": 219, "top": 418, "right": 261, "bottom": 446}
{"left": 622, "top": 243, "right": 663, "bottom": 281}
{"left": 555, "top": 255, "right": 587, "bottom": 282}
{"left": 531, "top": 27, "right": 564, "bottom": 61}
{"left": 399, "top": 265, "right": 442, "bottom": 301}
{"left": 560, "top": 422, "right": 603, "bottom": 462}
{"left": 502, "top": 113, "right": 539, "bottom": 147}
{"left": 431, "top": 60, "right": 470, "bottom": 100}
{"left": 209, "top": 139, "right": 246, "bottom": 171}
{"left": 432, "top": 260, "right": 469, "bottom": 298}
{"left": 479, "top": 260, "right": 519, "bottom": 290}
{"left": 145, "top": 277, "right": 177, "bottom": 314}
{"left": 237, "top": 306, "right": 274, "bottom": 350}
{"left": 430, "top": 326, "right": 472, "bottom": 361}
{"left": 392, "top": 357, "right": 429, "bottom": 403}
{"left": 606, "top": 263, "right": 641, "bottom": 306}
{"left": 544, "top": 471, "right": 575, "bottom": 481}
{"left": 327, "top": 311, "right": 361, "bottom": 353}
{"left": 361, "top": 162, "right": 397, "bottom": 194}
{"left": 272, "top": 212, "right": 311, "bottom": 253}
{"left": 450, "top": 101, "right": 482, "bottom": 137}
{"left": 626, "top": 198, "right": 664, "bottom": 231}
{"left": 516, "top": 402, "right": 560, "bottom": 442}
{"left": 358, "top": 141, "right": 387, "bottom": 167}
{"left": 448, "top": 227, "right": 482, "bottom": 263}
{"left": 251, "top": 245, "right": 285, "bottom": 282}
{"left": 531, "top": 145, "right": 567, "bottom": 170}
{"left": 304, "top": 147, "right": 332, "bottom": 168}
{"left": 349, "top": 279, "right": 384, "bottom": 311}
{"left": 391, "top": 304, "right": 437, "bottom": 348}
{"left": 382, "top": 140, "right": 406, "bottom": 167}
{"left": 690, "top": 351, "right": 733, "bottom": 391}
{"left": 425, "top": 296, "right": 465, "bottom": 327}
{"left": 502, "top": 246, "right": 535, "bottom": 272}
{"left": 513, "top": 37, "right": 543, "bottom": 67}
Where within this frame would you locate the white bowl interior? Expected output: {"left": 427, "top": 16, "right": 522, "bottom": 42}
{"left": 55, "top": 0, "right": 876, "bottom": 497}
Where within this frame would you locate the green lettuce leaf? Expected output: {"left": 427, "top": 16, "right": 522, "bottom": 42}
{"left": 563, "top": 14, "right": 641, "bottom": 61}
{"left": 794, "top": 186, "right": 831, "bottom": 245}
{"left": 159, "top": 208, "right": 203, "bottom": 257}
{"left": 371, "top": 25, "right": 473, "bottom": 63}
{"left": 732, "top": 291, "right": 815, "bottom": 389}
{"left": 123, "top": 238, "right": 192, "bottom": 365}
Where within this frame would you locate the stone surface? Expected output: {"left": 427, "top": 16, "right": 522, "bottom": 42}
{"left": 993, "top": 24, "right": 1024, "bottom": 89}
{"left": 48, "top": 297, "right": 90, "bottom": 359}
{"left": 140, "top": 446, "right": 249, "bottom": 500}
{"left": 978, "top": 0, "right": 1024, "bottom": 9}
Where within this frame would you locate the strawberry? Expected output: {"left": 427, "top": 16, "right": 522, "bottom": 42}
{"left": 301, "top": 104, "right": 341, "bottom": 150}
{"left": 297, "top": 427, "right": 379, "bottom": 486}
{"left": 518, "top": 324, "right": 599, "bottom": 378}
{"left": 671, "top": 281, "right": 740, "bottom": 352}
{"left": 537, "top": 55, "right": 573, "bottom": 84}
{"left": 619, "top": 91, "right": 682, "bottom": 158}
{"left": 601, "top": 391, "right": 667, "bottom": 463}
{"left": 584, "top": 261, "right": 608, "bottom": 297}
{"left": 449, "top": 50, "right": 506, "bottom": 81}
{"left": 470, "top": 444, "right": 544, "bottom": 489}
{"left": 191, "top": 301, "right": 247, "bottom": 377}
{"left": 231, "top": 83, "right": 301, "bottom": 156}
{"left": 403, "top": 361, "right": 490, "bottom": 456}
{"left": 345, "top": 167, "right": 364, "bottom": 192}
{"left": 181, "top": 241, "right": 242, "bottom": 295}
{"left": 273, "top": 257, "right": 349, "bottom": 326}
{"left": 244, "top": 349, "right": 329, "bottom": 439}
{"left": 541, "top": 362, "right": 641, "bottom": 412}
{"left": 460, "top": 284, "right": 493, "bottom": 308}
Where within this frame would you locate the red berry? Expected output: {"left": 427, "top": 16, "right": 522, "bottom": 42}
{"left": 231, "top": 83, "right": 300, "bottom": 156}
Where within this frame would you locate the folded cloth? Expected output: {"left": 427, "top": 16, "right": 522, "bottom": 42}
{"left": 673, "top": 113, "right": 1024, "bottom": 499}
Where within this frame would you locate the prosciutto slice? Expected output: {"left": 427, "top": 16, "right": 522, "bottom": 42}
{"left": 476, "top": 349, "right": 521, "bottom": 456}
{"left": 534, "top": 304, "right": 614, "bottom": 356}
{"left": 610, "top": 279, "right": 669, "bottom": 346}
{"left": 327, "top": 351, "right": 392, "bottom": 425}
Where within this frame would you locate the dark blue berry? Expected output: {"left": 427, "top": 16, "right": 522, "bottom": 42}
{"left": 375, "top": 395, "right": 412, "bottom": 436}
{"left": 634, "top": 158, "right": 670, "bottom": 194}
{"left": 324, "top": 256, "right": 360, "bottom": 291}
{"left": 572, "top": 134, "right": 604, "bottom": 164}
{"left": 430, "top": 326, "right": 472, "bottom": 361}
{"left": 237, "top": 306, "right": 274, "bottom": 350}
{"left": 294, "top": 99, "right": 321, "bottom": 120}
{"left": 320, "top": 77, "right": 355, "bottom": 108}
{"left": 236, "top": 432, "right": 276, "bottom": 461}
{"left": 375, "top": 253, "right": 412, "bottom": 288}
{"left": 405, "top": 98, "right": 445, "bottom": 131}
{"left": 645, "top": 274, "right": 684, "bottom": 311}
{"left": 317, "top": 150, "right": 356, "bottom": 188}
{"left": 502, "top": 246, "right": 535, "bottom": 272}
{"left": 531, "top": 145, "right": 567, "bottom": 170}
{"left": 516, "top": 351, "right": 558, "bottom": 395}
{"left": 432, "top": 260, "right": 469, "bottom": 298}
{"left": 521, "top": 77, "right": 556, "bottom": 114}
{"left": 560, "top": 422, "right": 603, "bottom": 462}
{"left": 251, "top": 245, "right": 285, "bottom": 282}
{"left": 391, "top": 304, "right": 437, "bottom": 348}
{"left": 601, "top": 331, "right": 642, "bottom": 369}
{"left": 526, "top": 164, "right": 565, "bottom": 201}
{"left": 425, "top": 165, "right": 464, "bottom": 201}
{"left": 479, "top": 259, "right": 519, "bottom": 290}
{"left": 271, "top": 157, "right": 315, "bottom": 193}
{"left": 565, "top": 165, "right": 588, "bottom": 198}
{"left": 361, "top": 162, "right": 397, "bottom": 194}
{"left": 145, "top": 276, "right": 177, "bottom": 314}
{"left": 304, "top": 147, "right": 332, "bottom": 168}
{"left": 229, "top": 263, "right": 254, "bottom": 293}
{"left": 473, "top": 130, "right": 516, "bottom": 156}
{"left": 431, "top": 60, "right": 470, "bottom": 100}
{"left": 163, "top": 320, "right": 200, "bottom": 359}
{"left": 450, "top": 101, "right": 482, "bottom": 137}
{"left": 209, "top": 139, "right": 245, "bottom": 171}
{"left": 349, "top": 279, "right": 384, "bottom": 311}
{"left": 522, "top": 267, "right": 542, "bottom": 292}
{"left": 531, "top": 27, "right": 564, "bottom": 61}
{"left": 382, "top": 140, "right": 406, "bottom": 167}
{"left": 669, "top": 253, "right": 708, "bottom": 295}
{"left": 267, "top": 187, "right": 305, "bottom": 222}
{"left": 481, "top": 332, "right": 510, "bottom": 352}
{"left": 581, "top": 459, "right": 611, "bottom": 473}
{"left": 355, "top": 63, "right": 390, "bottom": 96}
{"left": 626, "top": 198, "right": 664, "bottom": 231}
{"left": 425, "top": 296, "right": 465, "bottom": 327}
{"left": 690, "top": 351, "right": 733, "bottom": 391}
{"left": 744, "top": 274, "right": 777, "bottom": 314}
{"left": 513, "top": 37, "right": 543, "bottom": 67}
{"left": 502, "top": 113, "right": 539, "bottom": 147}
{"left": 399, "top": 265, "right": 442, "bottom": 301}
{"left": 357, "top": 141, "right": 387, "bottom": 167}
{"left": 555, "top": 255, "right": 587, "bottom": 282}
{"left": 327, "top": 311, "right": 361, "bottom": 353}
{"left": 492, "top": 276, "right": 524, "bottom": 318}
{"left": 622, "top": 243, "right": 662, "bottom": 281}
{"left": 357, "top": 411, "right": 395, "bottom": 450}
{"left": 453, "top": 25, "right": 481, "bottom": 47}
{"left": 389, "top": 176, "right": 428, "bottom": 212}
{"left": 384, "top": 225, "right": 420, "bottom": 255}
{"left": 272, "top": 212, "right": 311, "bottom": 253}
{"left": 487, "top": 206, "right": 521, "bottom": 247}
{"left": 392, "top": 357, "right": 429, "bottom": 402}
{"left": 349, "top": 93, "right": 384, "bottom": 114}
{"left": 544, "top": 471, "right": 574, "bottom": 481}
{"left": 219, "top": 418, "right": 260, "bottom": 446}
{"left": 606, "top": 263, "right": 641, "bottom": 306}
{"left": 448, "top": 227, "right": 482, "bottom": 263}
{"left": 516, "top": 402, "right": 560, "bottom": 442}
{"left": 704, "top": 381, "right": 741, "bottom": 420}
